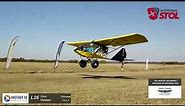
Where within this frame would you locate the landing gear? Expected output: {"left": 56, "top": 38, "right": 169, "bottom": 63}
{"left": 91, "top": 60, "right": 99, "bottom": 68}
{"left": 79, "top": 59, "right": 99, "bottom": 68}
{"left": 79, "top": 60, "right": 87, "bottom": 68}
{"left": 121, "top": 61, "right": 124, "bottom": 71}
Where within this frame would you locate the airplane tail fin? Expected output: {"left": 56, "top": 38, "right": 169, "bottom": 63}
{"left": 111, "top": 48, "right": 126, "bottom": 62}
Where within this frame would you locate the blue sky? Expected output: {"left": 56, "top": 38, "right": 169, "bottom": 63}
{"left": 0, "top": 2, "right": 185, "bottom": 61}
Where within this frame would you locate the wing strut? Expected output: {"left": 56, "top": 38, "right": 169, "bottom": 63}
{"left": 103, "top": 45, "right": 124, "bottom": 56}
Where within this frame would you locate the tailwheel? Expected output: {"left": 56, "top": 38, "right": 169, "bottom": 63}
{"left": 91, "top": 60, "right": 99, "bottom": 68}
{"left": 79, "top": 60, "right": 87, "bottom": 68}
{"left": 121, "top": 61, "right": 124, "bottom": 70}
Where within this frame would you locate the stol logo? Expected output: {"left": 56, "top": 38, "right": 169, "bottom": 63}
{"left": 147, "top": 7, "right": 179, "bottom": 20}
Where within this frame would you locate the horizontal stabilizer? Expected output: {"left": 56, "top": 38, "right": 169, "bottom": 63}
{"left": 125, "top": 58, "right": 135, "bottom": 61}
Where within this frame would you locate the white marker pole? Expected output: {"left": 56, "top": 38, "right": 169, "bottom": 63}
{"left": 146, "top": 58, "right": 149, "bottom": 70}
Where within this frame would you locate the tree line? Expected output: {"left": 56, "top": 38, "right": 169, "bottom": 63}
{"left": 0, "top": 57, "right": 78, "bottom": 63}
{"left": 0, "top": 57, "right": 184, "bottom": 64}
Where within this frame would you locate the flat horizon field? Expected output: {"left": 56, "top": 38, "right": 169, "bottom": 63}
{"left": 0, "top": 62, "right": 185, "bottom": 105}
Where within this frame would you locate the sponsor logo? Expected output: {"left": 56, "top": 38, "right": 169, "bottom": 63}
{"left": 148, "top": 78, "right": 181, "bottom": 98}
{"left": 147, "top": 7, "right": 179, "bottom": 20}
{"left": 158, "top": 90, "right": 172, "bottom": 93}
{"left": 4, "top": 95, "right": 11, "bottom": 102}
{"left": 157, "top": 87, "right": 172, "bottom": 96}
{"left": 2, "top": 93, "right": 29, "bottom": 104}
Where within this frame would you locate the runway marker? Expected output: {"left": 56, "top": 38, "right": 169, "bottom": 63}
{"left": 146, "top": 58, "right": 149, "bottom": 70}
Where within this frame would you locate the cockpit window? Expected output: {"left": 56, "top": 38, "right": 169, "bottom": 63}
{"left": 78, "top": 42, "right": 108, "bottom": 55}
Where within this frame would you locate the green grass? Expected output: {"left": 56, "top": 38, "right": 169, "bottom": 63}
{"left": 0, "top": 62, "right": 185, "bottom": 105}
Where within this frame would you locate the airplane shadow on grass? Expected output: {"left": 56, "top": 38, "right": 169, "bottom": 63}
{"left": 78, "top": 74, "right": 137, "bottom": 79}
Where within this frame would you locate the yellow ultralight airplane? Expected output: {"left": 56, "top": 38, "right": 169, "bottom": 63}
{"left": 54, "top": 33, "right": 148, "bottom": 69}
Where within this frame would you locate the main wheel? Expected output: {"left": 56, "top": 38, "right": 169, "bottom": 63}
{"left": 79, "top": 60, "right": 87, "bottom": 68}
{"left": 91, "top": 60, "right": 99, "bottom": 68}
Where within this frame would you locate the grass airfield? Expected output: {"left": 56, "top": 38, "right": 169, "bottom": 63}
{"left": 0, "top": 62, "right": 185, "bottom": 105}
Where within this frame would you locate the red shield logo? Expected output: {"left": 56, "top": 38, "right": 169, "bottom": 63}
{"left": 147, "top": 8, "right": 159, "bottom": 20}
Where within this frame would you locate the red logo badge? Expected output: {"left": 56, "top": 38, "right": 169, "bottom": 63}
{"left": 147, "top": 7, "right": 179, "bottom": 20}
{"left": 147, "top": 7, "right": 159, "bottom": 20}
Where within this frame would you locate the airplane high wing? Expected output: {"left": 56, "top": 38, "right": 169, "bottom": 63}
{"left": 55, "top": 33, "right": 148, "bottom": 69}
{"left": 66, "top": 33, "right": 148, "bottom": 47}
